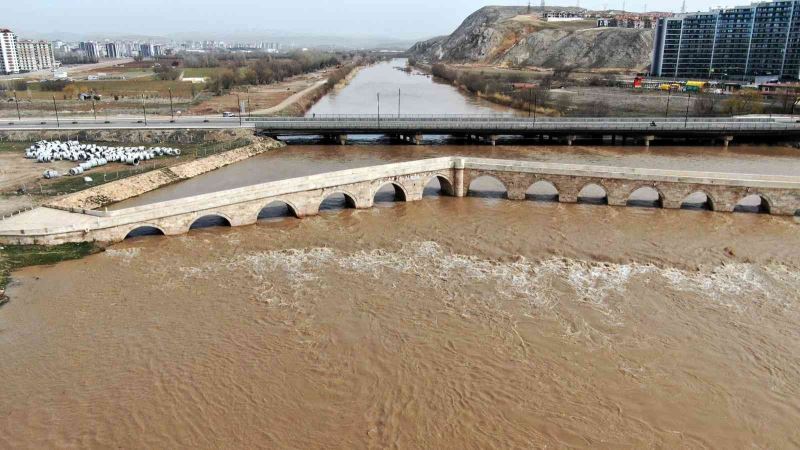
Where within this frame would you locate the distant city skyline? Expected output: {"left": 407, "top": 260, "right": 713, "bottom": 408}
{"left": 6, "top": 0, "right": 742, "bottom": 41}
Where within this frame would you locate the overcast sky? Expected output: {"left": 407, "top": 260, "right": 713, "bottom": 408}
{"left": 7, "top": 0, "right": 734, "bottom": 40}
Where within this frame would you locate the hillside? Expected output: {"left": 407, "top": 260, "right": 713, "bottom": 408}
{"left": 409, "top": 6, "right": 654, "bottom": 70}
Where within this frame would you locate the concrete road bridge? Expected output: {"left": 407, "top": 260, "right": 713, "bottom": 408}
{"left": 2, "top": 115, "right": 800, "bottom": 147}
{"left": 249, "top": 115, "right": 800, "bottom": 146}
{"left": 1, "top": 157, "right": 799, "bottom": 245}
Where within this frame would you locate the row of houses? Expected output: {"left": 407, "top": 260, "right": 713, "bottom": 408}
{"left": 0, "top": 29, "right": 56, "bottom": 74}
{"left": 596, "top": 17, "right": 654, "bottom": 29}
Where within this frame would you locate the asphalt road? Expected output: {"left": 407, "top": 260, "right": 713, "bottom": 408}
{"left": 0, "top": 115, "right": 251, "bottom": 130}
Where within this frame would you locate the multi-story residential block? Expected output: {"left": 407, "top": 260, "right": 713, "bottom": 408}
{"left": 652, "top": 0, "right": 800, "bottom": 80}
{"left": 0, "top": 29, "right": 20, "bottom": 74}
{"left": 17, "top": 40, "right": 55, "bottom": 71}
{"left": 139, "top": 43, "right": 153, "bottom": 58}
{"left": 105, "top": 42, "right": 118, "bottom": 59}
{"left": 80, "top": 41, "right": 100, "bottom": 60}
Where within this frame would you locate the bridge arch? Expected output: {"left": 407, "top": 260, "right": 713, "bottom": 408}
{"left": 734, "top": 194, "right": 772, "bottom": 214}
{"left": 124, "top": 225, "right": 166, "bottom": 240}
{"left": 373, "top": 182, "right": 408, "bottom": 203}
{"left": 627, "top": 185, "right": 664, "bottom": 208}
{"left": 680, "top": 191, "right": 715, "bottom": 211}
{"left": 319, "top": 190, "right": 359, "bottom": 212}
{"left": 577, "top": 183, "right": 608, "bottom": 204}
{"left": 257, "top": 200, "right": 300, "bottom": 221}
{"left": 189, "top": 213, "right": 233, "bottom": 230}
{"left": 423, "top": 175, "right": 455, "bottom": 197}
{"left": 526, "top": 180, "right": 560, "bottom": 202}
{"left": 468, "top": 175, "right": 508, "bottom": 199}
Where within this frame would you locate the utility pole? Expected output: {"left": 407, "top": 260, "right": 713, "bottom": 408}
{"left": 681, "top": 0, "right": 686, "bottom": 13}
{"left": 13, "top": 90, "right": 20, "bottom": 121}
{"left": 398, "top": 88, "right": 401, "bottom": 118}
{"left": 377, "top": 92, "right": 380, "bottom": 124}
{"left": 141, "top": 94, "right": 148, "bottom": 126}
{"left": 527, "top": 0, "right": 532, "bottom": 14}
{"left": 168, "top": 88, "right": 175, "bottom": 122}
{"left": 52, "top": 96, "right": 60, "bottom": 128}
{"left": 92, "top": 98, "right": 97, "bottom": 122}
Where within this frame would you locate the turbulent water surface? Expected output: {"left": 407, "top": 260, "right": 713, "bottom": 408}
{"left": 2, "top": 58, "right": 800, "bottom": 449}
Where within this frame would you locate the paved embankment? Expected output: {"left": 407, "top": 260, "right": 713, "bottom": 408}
{"left": 46, "top": 138, "right": 285, "bottom": 211}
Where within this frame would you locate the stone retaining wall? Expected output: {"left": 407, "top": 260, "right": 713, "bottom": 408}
{"left": 46, "top": 137, "right": 284, "bottom": 211}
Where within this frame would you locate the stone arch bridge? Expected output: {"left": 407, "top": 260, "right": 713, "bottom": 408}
{"left": 1, "top": 157, "right": 799, "bottom": 245}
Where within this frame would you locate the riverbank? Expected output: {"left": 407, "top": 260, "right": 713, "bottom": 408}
{"left": 276, "top": 63, "right": 366, "bottom": 117}
{"left": 0, "top": 242, "right": 103, "bottom": 302}
{"left": 46, "top": 137, "right": 284, "bottom": 211}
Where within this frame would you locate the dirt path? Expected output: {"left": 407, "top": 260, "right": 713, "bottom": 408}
{"left": 250, "top": 79, "right": 328, "bottom": 115}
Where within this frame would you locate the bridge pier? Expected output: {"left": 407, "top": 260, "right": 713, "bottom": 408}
{"left": 413, "top": 133, "right": 423, "bottom": 145}
{"left": 454, "top": 159, "right": 466, "bottom": 197}
{"left": 644, "top": 135, "right": 655, "bottom": 148}
{"left": 722, "top": 135, "right": 733, "bottom": 149}
{"left": 566, "top": 135, "right": 576, "bottom": 146}
{"left": 338, "top": 134, "right": 347, "bottom": 146}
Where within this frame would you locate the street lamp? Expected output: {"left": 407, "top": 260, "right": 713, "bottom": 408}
{"left": 665, "top": 87, "right": 672, "bottom": 117}
{"left": 398, "top": 88, "right": 401, "bottom": 118}
{"left": 141, "top": 94, "right": 148, "bottom": 126}
{"left": 684, "top": 91, "right": 691, "bottom": 128}
{"left": 377, "top": 92, "right": 381, "bottom": 124}
{"left": 92, "top": 97, "right": 97, "bottom": 122}
{"left": 168, "top": 88, "right": 175, "bottom": 122}
{"left": 52, "top": 96, "right": 60, "bottom": 128}
{"left": 236, "top": 93, "right": 242, "bottom": 127}
{"left": 13, "top": 90, "right": 20, "bottom": 121}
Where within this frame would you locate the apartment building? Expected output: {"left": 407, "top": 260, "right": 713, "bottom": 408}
{"left": 17, "top": 40, "right": 55, "bottom": 71}
{"left": 0, "top": 29, "right": 20, "bottom": 74}
{"left": 105, "top": 42, "right": 118, "bottom": 59}
{"left": 652, "top": 0, "right": 800, "bottom": 80}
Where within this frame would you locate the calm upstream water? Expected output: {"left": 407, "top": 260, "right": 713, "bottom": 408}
{"left": 2, "top": 59, "right": 800, "bottom": 448}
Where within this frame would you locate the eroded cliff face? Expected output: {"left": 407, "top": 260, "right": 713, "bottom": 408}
{"left": 409, "top": 6, "right": 654, "bottom": 70}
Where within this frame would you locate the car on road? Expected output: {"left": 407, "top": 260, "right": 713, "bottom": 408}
{"left": 222, "top": 112, "right": 236, "bottom": 118}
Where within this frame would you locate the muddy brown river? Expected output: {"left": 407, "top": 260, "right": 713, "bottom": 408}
{"left": 2, "top": 59, "right": 800, "bottom": 448}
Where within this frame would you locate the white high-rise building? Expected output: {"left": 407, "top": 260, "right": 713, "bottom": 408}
{"left": 0, "top": 29, "right": 20, "bottom": 74}
{"left": 105, "top": 42, "right": 118, "bottom": 59}
{"left": 17, "top": 40, "right": 55, "bottom": 71}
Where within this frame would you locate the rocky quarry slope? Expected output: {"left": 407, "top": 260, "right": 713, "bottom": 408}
{"left": 409, "top": 6, "right": 654, "bottom": 70}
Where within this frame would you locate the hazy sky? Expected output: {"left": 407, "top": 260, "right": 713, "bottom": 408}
{"left": 8, "top": 0, "right": 732, "bottom": 40}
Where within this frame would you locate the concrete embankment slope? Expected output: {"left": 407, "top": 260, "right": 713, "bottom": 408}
{"left": 47, "top": 137, "right": 285, "bottom": 211}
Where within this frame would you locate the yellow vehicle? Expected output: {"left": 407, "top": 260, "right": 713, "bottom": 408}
{"left": 659, "top": 83, "right": 681, "bottom": 91}
{"left": 685, "top": 80, "right": 709, "bottom": 92}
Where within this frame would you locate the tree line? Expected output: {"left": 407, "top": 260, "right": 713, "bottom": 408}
{"left": 205, "top": 52, "right": 348, "bottom": 94}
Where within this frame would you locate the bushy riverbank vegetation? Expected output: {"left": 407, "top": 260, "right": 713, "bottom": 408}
{"left": 426, "top": 62, "right": 798, "bottom": 117}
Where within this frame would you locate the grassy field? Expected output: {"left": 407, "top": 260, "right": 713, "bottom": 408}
{"left": 182, "top": 67, "right": 227, "bottom": 78}
{"left": 0, "top": 242, "right": 102, "bottom": 293}
{"left": 24, "top": 79, "right": 197, "bottom": 100}
{"left": 0, "top": 142, "right": 31, "bottom": 152}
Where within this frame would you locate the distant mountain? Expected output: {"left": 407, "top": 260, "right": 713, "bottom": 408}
{"left": 409, "top": 6, "right": 654, "bottom": 70}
